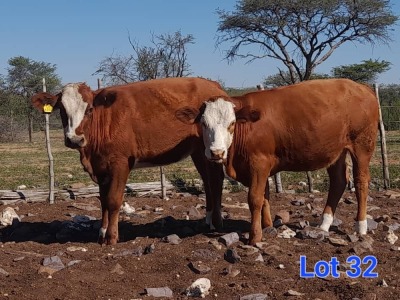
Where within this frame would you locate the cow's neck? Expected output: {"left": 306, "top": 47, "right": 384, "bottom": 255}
{"left": 224, "top": 123, "right": 250, "bottom": 180}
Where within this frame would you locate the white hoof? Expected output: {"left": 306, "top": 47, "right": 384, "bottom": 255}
{"left": 356, "top": 220, "right": 368, "bottom": 235}
{"left": 319, "top": 213, "right": 333, "bottom": 232}
{"left": 99, "top": 227, "right": 106, "bottom": 238}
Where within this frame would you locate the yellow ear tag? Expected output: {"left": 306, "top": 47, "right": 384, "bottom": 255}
{"left": 43, "top": 104, "right": 53, "bottom": 114}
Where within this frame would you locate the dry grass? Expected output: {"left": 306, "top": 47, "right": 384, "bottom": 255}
{"left": 0, "top": 129, "right": 399, "bottom": 190}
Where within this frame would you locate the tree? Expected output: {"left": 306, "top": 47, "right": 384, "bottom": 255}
{"left": 332, "top": 59, "right": 391, "bottom": 84}
{"left": 217, "top": 0, "right": 398, "bottom": 84}
{"left": 264, "top": 72, "right": 330, "bottom": 87}
{"left": 5, "top": 56, "right": 61, "bottom": 142}
{"left": 95, "top": 30, "right": 195, "bottom": 85}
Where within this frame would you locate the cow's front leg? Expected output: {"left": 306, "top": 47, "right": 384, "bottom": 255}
{"left": 98, "top": 164, "right": 130, "bottom": 245}
{"left": 97, "top": 179, "right": 110, "bottom": 245}
{"left": 248, "top": 167, "right": 270, "bottom": 245}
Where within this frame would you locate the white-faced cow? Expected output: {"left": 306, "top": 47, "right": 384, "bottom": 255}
{"left": 31, "top": 77, "right": 228, "bottom": 245}
{"left": 176, "top": 79, "right": 379, "bottom": 245}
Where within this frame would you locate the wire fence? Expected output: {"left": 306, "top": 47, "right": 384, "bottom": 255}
{"left": 0, "top": 90, "right": 399, "bottom": 193}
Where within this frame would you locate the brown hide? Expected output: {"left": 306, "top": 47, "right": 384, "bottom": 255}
{"left": 32, "top": 77, "right": 228, "bottom": 245}
{"left": 226, "top": 79, "right": 379, "bottom": 244}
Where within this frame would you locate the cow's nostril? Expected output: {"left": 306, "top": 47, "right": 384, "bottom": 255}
{"left": 211, "top": 150, "right": 225, "bottom": 159}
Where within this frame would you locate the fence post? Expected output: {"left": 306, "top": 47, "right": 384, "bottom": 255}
{"left": 43, "top": 78, "right": 55, "bottom": 204}
{"left": 257, "top": 84, "right": 283, "bottom": 193}
{"left": 375, "top": 84, "right": 390, "bottom": 189}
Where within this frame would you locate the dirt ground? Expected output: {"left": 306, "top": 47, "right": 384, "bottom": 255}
{"left": 1, "top": 188, "right": 400, "bottom": 300}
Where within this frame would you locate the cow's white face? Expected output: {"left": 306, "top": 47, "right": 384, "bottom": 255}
{"left": 201, "top": 98, "right": 236, "bottom": 163}
{"left": 60, "top": 83, "right": 88, "bottom": 147}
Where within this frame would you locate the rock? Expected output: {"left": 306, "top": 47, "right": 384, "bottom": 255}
{"left": 390, "top": 245, "right": 400, "bottom": 251}
{"left": 385, "top": 231, "right": 398, "bottom": 245}
{"left": 375, "top": 215, "right": 390, "bottom": 223}
{"left": 238, "top": 245, "right": 259, "bottom": 256}
{"left": 277, "top": 226, "right": 296, "bottom": 239}
{"left": 144, "top": 243, "right": 155, "bottom": 254}
{"left": 350, "top": 238, "right": 374, "bottom": 256}
{"left": 331, "top": 218, "right": 343, "bottom": 227}
{"left": 113, "top": 247, "right": 143, "bottom": 258}
{"left": 298, "top": 227, "right": 329, "bottom": 240}
{"left": 255, "top": 254, "right": 264, "bottom": 262}
{"left": 154, "top": 207, "right": 164, "bottom": 213}
{"left": 67, "top": 260, "right": 81, "bottom": 267}
{"left": 0, "top": 207, "right": 20, "bottom": 226}
{"left": 0, "top": 267, "right": 9, "bottom": 277}
{"left": 188, "top": 206, "right": 202, "bottom": 218}
{"left": 38, "top": 256, "right": 65, "bottom": 275}
{"left": 347, "top": 234, "right": 359, "bottom": 243}
{"left": 121, "top": 202, "right": 135, "bottom": 214}
{"left": 224, "top": 248, "right": 241, "bottom": 263}
{"left": 222, "top": 265, "right": 240, "bottom": 277}
{"left": 209, "top": 239, "right": 222, "bottom": 250}
{"left": 262, "top": 227, "right": 278, "bottom": 238}
{"left": 189, "top": 261, "right": 211, "bottom": 274}
{"left": 383, "top": 223, "right": 400, "bottom": 232}
{"left": 285, "top": 289, "right": 305, "bottom": 296}
{"left": 192, "top": 249, "right": 220, "bottom": 261}
{"left": 254, "top": 242, "right": 269, "bottom": 250}
{"left": 378, "top": 279, "right": 388, "bottom": 287}
{"left": 162, "top": 234, "right": 181, "bottom": 245}
{"left": 328, "top": 237, "right": 348, "bottom": 246}
{"left": 275, "top": 210, "right": 290, "bottom": 224}
{"left": 17, "top": 185, "right": 27, "bottom": 190}
{"left": 240, "top": 293, "right": 269, "bottom": 300}
{"left": 66, "top": 246, "right": 88, "bottom": 252}
{"left": 186, "top": 278, "right": 211, "bottom": 298}
{"left": 291, "top": 198, "right": 305, "bottom": 206}
{"left": 110, "top": 263, "right": 124, "bottom": 275}
{"left": 367, "top": 219, "right": 379, "bottom": 231}
{"left": 145, "top": 287, "right": 173, "bottom": 298}
{"left": 72, "top": 215, "right": 96, "bottom": 223}
{"left": 218, "top": 232, "right": 240, "bottom": 247}
{"left": 262, "top": 245, "right": 282, "bottom": 256}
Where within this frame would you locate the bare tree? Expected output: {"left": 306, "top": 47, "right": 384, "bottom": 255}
{"left": 95, "top": 30, "right": 195, "bottom": 85}
{"left": 217, "top": 0, "right": 398, "bottom": 84}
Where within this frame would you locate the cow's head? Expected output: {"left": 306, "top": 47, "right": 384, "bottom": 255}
{"left": 176, "top": 97, "right": 260, "bottom": 163}
{"left": 31, "top": 83, "right": 95, "bottom": 148}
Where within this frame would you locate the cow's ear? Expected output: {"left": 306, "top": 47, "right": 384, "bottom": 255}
{"left": 31, "top": 92, "right": 60, "bottom": 112}
{"left": 175, "top": 107, "right": 200, "bottom": 124}
{"left": 235, "top": 106, "right": 260, "bottom": 123}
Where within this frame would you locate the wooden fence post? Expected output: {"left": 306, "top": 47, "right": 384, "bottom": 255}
{"left": 375, "top": 84, "right": 390, "bottom": 189}
{"left": 43, "top": 78, "right": 55, "bottom": 204}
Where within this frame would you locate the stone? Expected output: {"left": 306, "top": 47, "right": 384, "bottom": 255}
{"left": 347, "top": 234, "right": 359, "bottom": 243}
{"left": 385, "top": 231, "right": 398, "bottom": 245}
{"left": 188, "top": 206, "right": 202, "bottom": 218}
{"left": 375, "top": 215, "right": 390, "bottom": 223}
{"left": 39, "top": 256, "right": 65, "bottom": 275}
{"left": 0, "top": 207, "right": 20, "bottom": 226}
{"left": 145, "top": 287, "right": 173, "bottom": 298}
{"left": 255, "top": 254, "right": 264, "bottom": 262}
{"left": 0, "top": 267, "right": 9, "bottom": 277}
{"left": 121, "top": 202, "right": 135, "bottom": 214}
{"left": 240, "top": 293, "right": 269, "bottom": 300}
{"left": 285, "top": 290, "right": 305, "bottom": 296}
{"left": 113, "top": 247, "right": 143, "bottom": 258}
{"left": 209, "top": 239, "right": 222, "bottom": 250}
{"left": 383, "top": 223, "right": 400, "bottom": 232}
{"left": 298, "top": 227, "right": 329, "bottom": 240}
{"left": 162, "top": 234, "right": 181, "bottom": 245}
{"left": 218, "top": 232, "right": 240, "bottom": 247}
{"left": 186, "top": 278, "right": 211, "bottom": 298}
{"left": 367, "top": 219, "right": 379, "bottom": 231}
{"left": 291, "top": 198, "right": 305, "bottom": 206}
{"left": 110, "top": 263, "right": 124, "bottom": 275}
{"left": 262, "top": 227, "right": 278, "bottom": 238}
{"left": 378, "top": 279, "right": 388, "bottom": 287}
{"left": 144, "top": 243, "right": 155, "bottom": 255}
{"left": 224, "top": 248, "right": 241, "bottom": 263}
{"left": 328, "top": 237, "right": 349, "bottom": 246}
{"left": 66, "top": 246, "right": 88, "bottom": 252}
{"left": 274, "top": 210, "right": 290, "bottom": 224}
{"left": 189, "top": 261, "right": 211, "bottom": 274}
{"left": 277, "top": 226, "right": 296, "bottom": 239}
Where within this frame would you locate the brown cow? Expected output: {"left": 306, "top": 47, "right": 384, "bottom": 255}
{"left": 176, "top": 79, "right": 379, "bottom": 245}
{"left": 31, "top": 77, "right": 228, "bottom": 245}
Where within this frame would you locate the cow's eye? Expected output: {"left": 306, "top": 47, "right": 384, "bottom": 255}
{"left": 228, "top": 121, "right": 235, "bottom": 133}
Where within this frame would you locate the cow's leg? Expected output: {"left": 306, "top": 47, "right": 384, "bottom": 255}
{"left": 352, "top": 153, "right": 373, "bottom": 235}
{"left": 262, "top": 179, "right": 273, "bottom": 228}
{"left": 99, "top": 163, "right": 130, "bottom": 245}
{"left": 98, "top": 180, "right": 110, "bottom": 244}
{"left": 248, "top": 166, "right": 270, "bottom": 245}
{"left": 320, "top": 151, "right": 348, "bottom": 232}
{"left": 191, "top": 148, "right": 224, "bottom": 230}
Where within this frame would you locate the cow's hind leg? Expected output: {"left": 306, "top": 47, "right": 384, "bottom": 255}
{"left": 191, "top": 148, "right": 224, "bottom": 230}
{"left": 98, "top": 180, "right": 110, "bottom": 244}
{"left": 320, "top": 151, "right": 348, "bottom": 232}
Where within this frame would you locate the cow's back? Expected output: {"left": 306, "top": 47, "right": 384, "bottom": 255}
{"left": 230, "top": 79, "right": 379, "bottom": 177}
{"left": 91, "top": 77, "right": 227, "bottom": 165}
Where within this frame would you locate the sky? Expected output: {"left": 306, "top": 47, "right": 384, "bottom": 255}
{"left": 0, "top": 0, "right": 399, "bottom": 90}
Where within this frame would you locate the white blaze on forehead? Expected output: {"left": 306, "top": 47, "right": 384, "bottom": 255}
{"left": 61, "top": 83, "right": 88, "bottom": 142}
{"left": 202, "top": 98, "right": 236, "bottom": 160}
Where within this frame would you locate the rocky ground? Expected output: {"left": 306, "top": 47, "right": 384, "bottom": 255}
{"left": 0, "top": 188, "right": 400, "bottom": 300}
